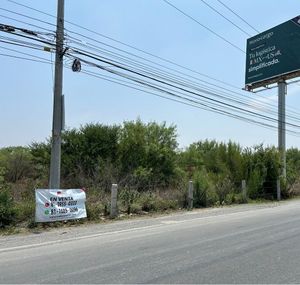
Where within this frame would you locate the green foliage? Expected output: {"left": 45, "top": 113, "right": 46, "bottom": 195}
{"left": 61, "top": 124, "right": 120, "bottom": 188}
{"left": 137, "top": 192, "right": 159, "bottom": 212}
{"left": 14, "top": 201, "right": 35, "bottom": 222}
{"left": 0, "top": 167, "right": 5, "bottom": 186}
{"left": 214, "top": 175, "right": 234, "bottom": 204}
{"left": 30, "top": 142, "right": 51, "bottom": 181}
{"left": 243, "top": 145, "right": 280, "bottom": 199}
{"left": 119, "top": 188, "right": 140, "bottom": 214}
{"left": 193, "top": 170, "right": 212, "bottom": 207}
{"left": 181, "top": 140, "right": 243, "bottom": 186}
{"left": 119, "top": 119, "right": 178, "bottom": 189}
{"left": 286, "top": 148, "right": 300, "bottom": 194}
{"left": 247, "top": 168, "right": 264, "bottom": 199}
{"left": 2, "top": 119, "right": 300, "bottom": 229}
{"left": 0, "top": 190, "right": 17, "bottom": 228}
{"left": 0, "top": 147, "right": 33, "bottom": 183}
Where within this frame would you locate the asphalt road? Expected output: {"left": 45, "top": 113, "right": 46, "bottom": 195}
{"left": 1, "top": 200, "right": 300, "bottom": 284}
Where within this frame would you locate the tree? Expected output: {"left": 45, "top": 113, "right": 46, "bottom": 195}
{"left": 118, "top": 119, "right": 178, "bottom": 189}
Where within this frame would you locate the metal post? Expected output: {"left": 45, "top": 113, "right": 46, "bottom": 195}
{"left": 49, "top": 0, "right": 65, "bottom": 189}
{"left": 277, "top": 179, "right": 281, "bottom": 201}
{"left": 278, "top": 80, "right": 287, "bottom": 180}
{"left": 110, "top": 184, "right": 118, "bottom": 218}
{"left": 242, "top": 180, "right": 247, "bottom": 202}
{"left": 188, "top": 180, "right": 193, "bottom": 209}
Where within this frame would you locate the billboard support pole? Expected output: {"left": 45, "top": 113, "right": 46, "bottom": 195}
{"left": 278, "top": 80, "right": 287, "bottom": 181}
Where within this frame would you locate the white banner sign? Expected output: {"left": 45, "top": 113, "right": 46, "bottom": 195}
{"left": 35, "top": 189, "right": 87, "bottom": 222}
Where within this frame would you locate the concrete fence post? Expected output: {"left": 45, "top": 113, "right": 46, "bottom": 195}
{"left": 242, "top": 180, "right": 247, "bottom": 202}
{"left": 110, "top": 184, "right": 118, "bottom": 218}
{"left": 277, "top": 179, "right": 281, "bottom": 201}
{"left": 188, "top": 180, "right": 193, "bottom": 209}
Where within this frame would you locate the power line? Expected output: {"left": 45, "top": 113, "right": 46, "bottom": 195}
{"left": 199, "top": 0, "right": 252, "bottom": 36}
{"left": 74, "top": 65, "right": 300, "bottom": 137}
{"left": 215, "top": 0, "right": 260, "bottom": 34}
{"left": 0, "top": 7, "right": 55, "bottom": 28}
{"left": 161, "top": 0, "right": 245, "bottom": 53}
{"left": 4, "top": 5, "right": 288, "bottom": 118}
{"left": 1, "top": 5, "right": 272, "bottom": 112}
{"left": 71, "top": 47, "right": 298, "bottom": 127}
{"left": 0, "top": 52, "right": 50, "bottom": 64}
{"left": 0, "top": 35, "right": 51, "bottom": 51}
{"left": 65, "top": 33, "right": 300, "bottom": 121}
{"left": 0, "top": 13, "right": 55, "bottom": 34}
{"left": 1, "top": 21, "right": 290, "bottom": 130}
{"left": 2, "top": 37, "right": 300, "bottom": 137}
{"left": 1, "top": 5, "right": 299, "bottom": 138}
{"left": 67, "top": 49, "right": 300, "bottom": 131}
{"left": 0, "top": 42, "right": 52, "bottom": 60}
{"left": 5, "top": 0, "right": 242, "bottom": 89}
{"left": 67, "top": 40, "right": 300, "bottom": 125}
{"left": 3, "top": 17, "right": 300, "bottom": 125}
{"left": 1, "top": 6, "right": 241, "bottom": 92}
{"left": 1, "top": 10, "right": 293, "bottom": 119}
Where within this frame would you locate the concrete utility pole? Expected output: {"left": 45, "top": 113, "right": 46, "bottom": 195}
{"left": 110, "top": 184, "right": 118, "bottom": 218}
{"left": 278, "top": 80, "right": 287, "bottom": 180}
{"left": 49, "top": 0, "right": 65, "bottom": 189}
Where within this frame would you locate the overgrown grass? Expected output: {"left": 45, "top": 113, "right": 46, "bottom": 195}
{"left": 0, "top": 177, "right": 294, "bottom": 232}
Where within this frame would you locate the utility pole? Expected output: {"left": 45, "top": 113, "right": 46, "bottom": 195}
{"left": 49, "top": 0, "right": 65, "bottom": 189}
{"left": 278, "top": 80, "right": 287, "bottom": 180}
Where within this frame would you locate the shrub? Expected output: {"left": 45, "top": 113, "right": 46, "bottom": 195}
{"left": 215, "top": 175, "right": 234, "bottom": 203}
{"left": 14, "top": 201, "right": 35, "bottom": 223}
{"left": 193, "top": 170, "right": 210, "bottom": 208}
{"left": 138, "top": 192, "right": 158, "bottom": 212}
{"left": 119, "top": 188, "right": 140, "bottom": 214}
{"left": 86, "top": 203, "right": 104, "bottom": 220}
{"left": 0, "top": 190, "right": 17, "bottom": 228}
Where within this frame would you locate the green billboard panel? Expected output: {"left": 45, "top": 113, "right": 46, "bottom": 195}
{"left": 245, "top": 16, "right": 300, "bottom": 89}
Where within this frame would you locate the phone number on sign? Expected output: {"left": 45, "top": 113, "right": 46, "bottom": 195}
{"left": 56, "top": 201, "right": 77, "bottom": 207}
{"left": 51, "top": 208, "right": 78, "bottom": 215}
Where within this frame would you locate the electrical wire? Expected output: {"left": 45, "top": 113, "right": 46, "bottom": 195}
{"left": 2, "top": 38, "right": 300, "bottom": 137}
{"left": 215, "top": 0, "right": 260, "bottom": 34}
{"left": 1, "top": 4, "right": 298, "bottom": 138}
{"left": 2, "top": 22, "right": 297, "bottom": 131}
{"left": 161, "top": 0, "right": 245, "bottom": 53}
{"left": 67, "top": 49, "right": 300, "bottom": 131}
{"left": 2, "top": 9, "right": 297, "bottom": 121}
{"left": 199, "top": 0, "right": 252, "bottom": 36}
{"left": 5, "top": 0, "right": 242, "bottom": 90}
{"left": 67, "top": 36, "right": 300, "bottom": 124}
{"left": 2, "top": 20, "right": 300, "bottom": 127}
{"left": 0, "top": 7, "right": 55, "bottom": 28}
{"left": 0, "top": 52, "right": 51, "bottom": 64}
{"left": 65, "top": 33, "right": 300, "bottom": 121}
{"left": 0, "top": 42, "right": 52, "bottom": 61}
{"left": 0, "top": 13, "right": 55, "bottom": 34}
{"left": 72, "top": 65, "right": 300, "bottom": 137}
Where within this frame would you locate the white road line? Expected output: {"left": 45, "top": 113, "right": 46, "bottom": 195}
{"left": 0, "top": 202, "right": 295, "bottom": 254}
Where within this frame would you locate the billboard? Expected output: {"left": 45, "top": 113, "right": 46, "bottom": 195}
{"left": 245, "top": 16, "right": 300, "bottom": 89}
{"left": 35, "top": 189, "right": 87, "bottom": 222}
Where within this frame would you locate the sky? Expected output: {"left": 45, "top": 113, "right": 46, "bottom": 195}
{"left": 0, "top": 0, "right": 300, "bottom": 149}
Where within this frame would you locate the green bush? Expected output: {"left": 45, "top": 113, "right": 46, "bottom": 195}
{"left": 0, "top": 190, "right": 17, "bottom": 228}
{"left": 215, "top": 175, "right": 234, "bottom": 204}
{"left": 193, "top": 170, "right": 210, "bottom": 207}
{"left": 86, "top": 203, "right": 105, "bottom": 220}
{"left": 137, "top": 192, "right": 159, "bottom": 212}
{"left": 14, "top": 201, "right": 35, "bottom": 223}
{"left": 119, "top": 188, "right": 140, "bottom": 214}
